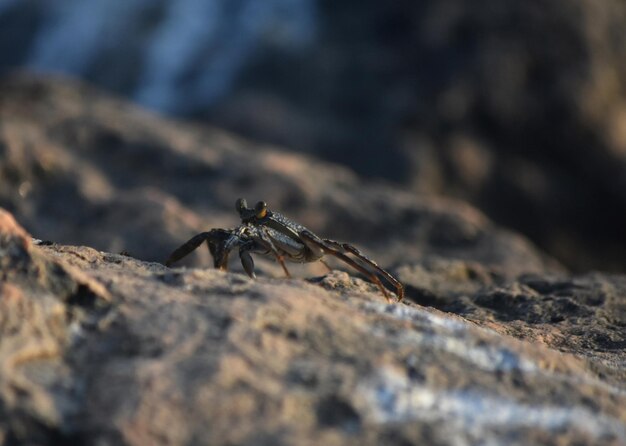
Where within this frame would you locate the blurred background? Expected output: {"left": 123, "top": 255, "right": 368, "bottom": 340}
{"left": 1, "top": 0, "right": 626, "bottom": 272}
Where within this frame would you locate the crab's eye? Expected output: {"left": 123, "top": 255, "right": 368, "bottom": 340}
{"left": 255, "top": 201, "right": 267, "bottom": 218}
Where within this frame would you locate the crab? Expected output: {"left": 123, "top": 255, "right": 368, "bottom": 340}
{"left": 165, "top": 198, "right": 404, "bottom": 302}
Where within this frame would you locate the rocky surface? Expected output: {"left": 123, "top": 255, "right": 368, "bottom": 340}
{"left": 0, "top": 74, "right": 559, "bottom": 280}
{"left": 1, "top": 209, "right": 626, "bottom": 446}
{"left": 2, "top": 0, "right": 626, "bottom": 272}
{"left": 0, "top": 76, "right": 625, "bottom": 445}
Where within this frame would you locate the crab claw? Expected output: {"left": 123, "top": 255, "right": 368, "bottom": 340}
{"left": 240, "top": 250, "right": 256, "bottom": 279}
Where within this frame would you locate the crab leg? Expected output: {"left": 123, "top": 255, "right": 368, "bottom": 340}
{"left": 257, "top": 226, "right": 292, "bottom": 277}
{"left": 238, "top": 240, "right": 258, "bottom": 278}
{"left": 299, "top": 230, "right": 402, "bottom": 303}
{"left": 165, "top": 232, "right": 212, "bottom": 267}
{"left": 320, "top": 259, "right": 333, "bottom": 272}
{"left": 166, "top": 228, "right": 235, "bottom": 270}
{"left": 324, "top": 239, "right": 404, "bottom": 302}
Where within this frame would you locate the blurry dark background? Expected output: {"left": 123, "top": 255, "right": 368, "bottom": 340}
{"left": 1, "top": 0, "right": 626, "bottom": 272}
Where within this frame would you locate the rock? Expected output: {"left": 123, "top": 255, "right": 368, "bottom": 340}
{"left": 0, "top": 74, "right": 560, "bottom": 279}
{"left": 398, "top": 260, "right": 626, "bottom": 387}
{"left": 0, "top": 209, "right": 109, "bottom": 444}
{"left": 1, "top": 75, "right": 625, "bottom": 445}
{"left": 0, "top": 210, "right": 625, "bottom": 445}
{"left": 2, "top": 0, "right": 626, "bottom": 272}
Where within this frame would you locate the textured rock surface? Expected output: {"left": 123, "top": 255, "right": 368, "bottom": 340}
{"left": 0, "top": 74, "right": 559, "bottom": 280}
{"left": 1, "top": 75, "right": 625, "bottom": 445}
{"left": 2, "top": 0, "right": 626, "bottom": 272}
{"left": 1, "top": 210, "right": 625, "bottom": 445}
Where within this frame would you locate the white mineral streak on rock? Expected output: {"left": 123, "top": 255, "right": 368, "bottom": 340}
{"left": 365, "top": 301, "right": 538, "bottom": 373}
{"left": 368, "top": 300, "right": 626, "bottom": 401}
{"left": 358, "top": 366, "right": 626, "bottom": 442}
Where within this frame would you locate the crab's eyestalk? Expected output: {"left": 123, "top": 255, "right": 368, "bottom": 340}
{"left": 235, "top": 198, "right": 248, "bottom": 216}
{"left": 237, "top": 198, "right": 258, "bottom": 222}
{"left": 255, "top": 201, "right": 268, "bottom": 219}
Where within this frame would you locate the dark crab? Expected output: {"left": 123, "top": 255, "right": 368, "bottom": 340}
{"left": 165, "top": 199, "right": 404, "bottom": 302}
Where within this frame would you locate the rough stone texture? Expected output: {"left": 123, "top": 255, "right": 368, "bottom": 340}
{"left": 1, "top": 210, "right": 625, "bottom": 446}
{"left": 398, "top": 260, "right": 626, "bottom": 387}
{"left": 0, "top": 209, "right": 109, "bottom": 444}
{"left": 1, "top": 76, "right": 625, "bottom": 445}
{"left": 0, "top": 74, "right": 559, "bottom": 280}
{"left": 2, "top": 0, "right": 626, "bottom": 272}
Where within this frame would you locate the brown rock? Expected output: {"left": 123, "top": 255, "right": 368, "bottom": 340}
{"left": 0, "top": 209, "right": 110, "bottom": 444}
{"left": 0, "top": 209, "right": 31, "bottom": 246}
{"left": 2, "top": 1, "right": 626, "bottom": 272}
{"left": 0, "top": 74, "right": 559, "bottom": 280}
{"left": 398, "top": 260, "right": 626, "bottom": 386}
{"left": 0, "top": 77, "right": 624, "bottom": 445}
{"left": 0, "top": 210, "right": 624, "bottom": 445}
